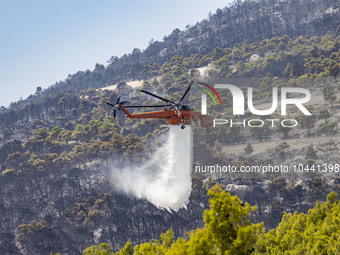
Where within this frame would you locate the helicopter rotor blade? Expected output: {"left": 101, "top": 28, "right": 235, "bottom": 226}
{"left": 179, "top": 80, "right": 194, "bottom": 104}
{"left": 106, "top": 102, "right": 115, "bottom": 107}
{"left": 119, "top": 101, "right": 129, "bottom": 105}
{"left": 140, "top": 90, "right": 176, "bottom": 104}
{"left": 182, "top": 97, "right": 201, "bottom": 104}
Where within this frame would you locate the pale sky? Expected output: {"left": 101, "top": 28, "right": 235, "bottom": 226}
{"left": 0, "top": 0, "right": 234, "bottom": 108}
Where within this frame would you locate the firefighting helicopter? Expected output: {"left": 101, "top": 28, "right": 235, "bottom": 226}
{"left": 106, "top": 81, "right": 214, "bottom": 129}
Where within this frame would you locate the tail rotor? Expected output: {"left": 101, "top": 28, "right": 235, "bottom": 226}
{"left": 107, "top": 97, "right": 128, "bottom": 118}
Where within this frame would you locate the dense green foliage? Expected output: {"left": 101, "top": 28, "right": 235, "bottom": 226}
{"left": 254, "top": 192, "right": 340, "bottom": 254}
{"left": 84, "top": 184, "right": 263, "bottom": 255}
{"left": 84, "top": 187, "right": 339, "bottom": 255}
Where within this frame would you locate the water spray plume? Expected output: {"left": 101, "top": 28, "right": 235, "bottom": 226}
{"left": 113, "top": 126, "right": 192, "bottom": 212}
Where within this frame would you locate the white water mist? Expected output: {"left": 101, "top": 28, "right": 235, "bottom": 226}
{"left": 112, "top": 126, "right": 192, "bottom": 211}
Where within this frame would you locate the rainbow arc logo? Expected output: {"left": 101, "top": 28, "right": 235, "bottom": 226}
{"left": 198, "top": 82, "right": 223, "bottom": 115}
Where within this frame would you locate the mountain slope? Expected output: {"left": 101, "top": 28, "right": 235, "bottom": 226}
{"left": 0, "top": 0, "right": 339, "bottom": 254}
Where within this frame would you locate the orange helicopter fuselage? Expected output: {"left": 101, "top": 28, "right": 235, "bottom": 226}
{"left": 119, "top": 105, "right": 213, "bottom": 127}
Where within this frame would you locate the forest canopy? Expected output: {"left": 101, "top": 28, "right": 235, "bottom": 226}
{"left": 82, "top": 185, "right": 339, "bottom": 255}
